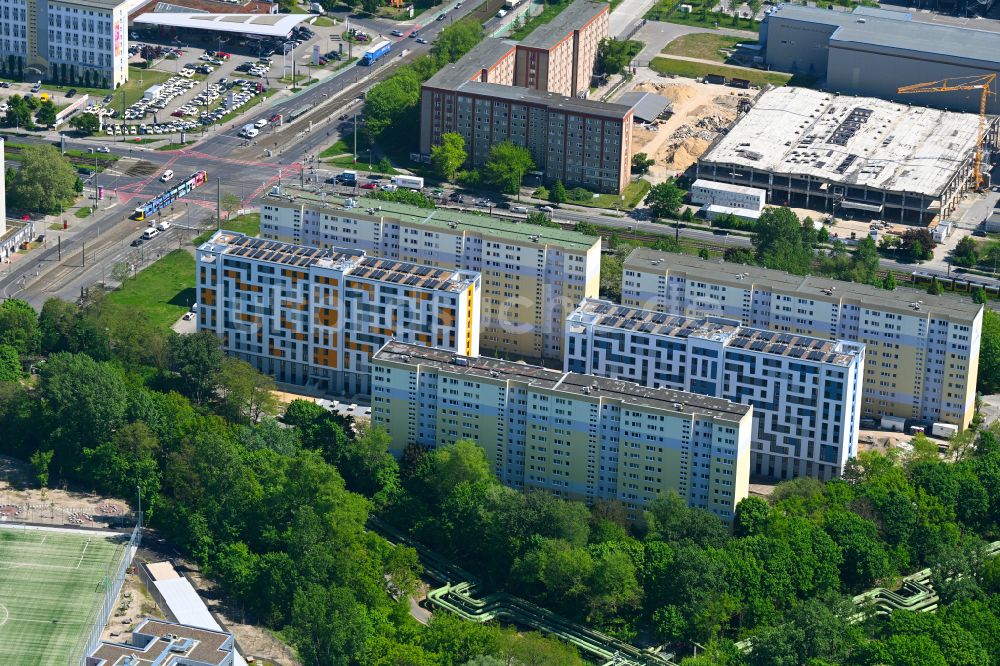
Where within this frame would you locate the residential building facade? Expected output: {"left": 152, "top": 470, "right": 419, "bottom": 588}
{"left": 418, "top": 1, "right": 633, "bottom": 193}
{"left": 372, "top": 341, "right": 753, "bottom": 521}
{"left": 259, "top": 198, "right": 601, "bottom": 361}
{"left": 622, "top": 249, "right": 983, "bottom": 430}
{"left": 196, "top": 231, "right": 480, "bottom": 395}
{"left": 565, "top": 299, "right": 864, "bottom": 480}
{"left": 0, "top": 0, "right": 128, "bottom": 88}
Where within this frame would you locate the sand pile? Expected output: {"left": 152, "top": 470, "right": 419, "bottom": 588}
{"left": 664, "top": 137, "right": 711, "bottom": 171}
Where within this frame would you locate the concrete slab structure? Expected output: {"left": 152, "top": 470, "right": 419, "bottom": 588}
{"left": 696, "top": 87, "right": 998, "bottom": 224}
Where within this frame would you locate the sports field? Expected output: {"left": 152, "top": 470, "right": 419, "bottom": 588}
{"left": 0, "top": 526, "right": 124, "bottom": 665}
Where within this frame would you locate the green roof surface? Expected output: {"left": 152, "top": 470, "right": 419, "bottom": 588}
{"left": 289, "top": 191, "right": 600, "bottom": 251}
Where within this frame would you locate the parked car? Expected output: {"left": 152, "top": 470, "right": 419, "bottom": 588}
{"left": 66, "top": 88, "right": 77, "bottom": 98}
{"left": 391, "top": 29, "right": 404, "bottom": 36}
{"left": 538, "top": 205, "right": 554, "bottom": 213}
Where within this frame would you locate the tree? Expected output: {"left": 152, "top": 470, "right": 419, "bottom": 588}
{"left": 7, "top": 144, "right": 79, "bottom": 215}
{"left": 364, "top": 67, "right": 422, "bottom": 139}
{"left": 0, "top": 345, "right": 20, "bottom": 382}
{"left": 361, "top": 0, "right": 379, "bottom": 13}
{"left": 291, "top": 584, "right": 371, "bottom": 666}
{"left": 646, "top": 180, "right": 684, "bottom": 220}
{"left": 883, "top": 272, "right": 897, "bottom": 290}
{"left": 549, "top": 179, "right": 567, "bottom": 205}
{"left": 978, "top": 310, "right": 1000, "bottom": 394}
{"left": 852, "top": 236, "right": 879, "bottom": 283}
{"left": 594, "top": 38, "right": 642, "bottom": 77}
{"left": 429, "top": 19, "right": 483, "bottom": 65}
{"left": 952, "top": 236, "right": 980, "bottom": 268}
{"left": 29, "top": 449, "right": 54, "bottom": 488}
{"left": 111, "top": 261, "right": 131, "bottom": 285}
{"left": 724, "top": 247, "right": 755, "bottom": 264}
{"left": 69, "top": 112, "right": 101, "bottom": 135}
{"left": 35, "top": 100, "right": 57, "bottom": 127}
{"left": 928, "top": 276, "right": 944, "bottom": 295}
{"left": 972, "top": 286, "right": 987, "bottom": 304}
{"left": 218, "top": 357, "right": 277, "bottom": 424}
{"left": 168, "top": 332, "right": 225, "bottom": 404}
{"left": 748, "top": 0, "right": 762, "bottom": 21}
{"left": 2, "top": 95, "right": 33, "bottom": 129}
{"left": 753, "top": 207, "right": 814, "bottom": 275}
{"left": 430, "top": 132, "right": 467, "bottom": 182}
{"left": 483, "top": 141, "right": 535, "bottom": 195}
{"left": 734, "top": 496, "right": 771, "bottom": 537}
{"left": 631, "top": 153, "right": 654, "bottom": 174}
{"left": 220, "top": 192, "right": 242, "bottom": 219}
{"left": 0, "top": 299, "right": 40, "bottom": 355}
{"left": 900, "top": 228, "right": 935, "bottom": 262}
{"left": 526, "top": 211, "right": 559, "bottom": 228}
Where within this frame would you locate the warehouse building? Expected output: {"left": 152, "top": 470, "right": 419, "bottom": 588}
{"left": 419, "top": 1, "right": 635, "bottom": 193}
{"left": 372, "top": 341, "right": 753, "bottom": 522}
{"left": 696, "top": 87, "right": 996, "bottom": 224}
{"left": 259, "top": 198, "right": 601, "bottom": 362}
{"left": 760, "top": 4, "right": 1000, "bottom": 115}
{"left": 197, "top": 231, "right": 481, "bottom": 395}
{"left": 622, "top": 249, "right": 983, "bottom": 431}
{"left": 565, "top": 299, "right": 864, "bottom": 481}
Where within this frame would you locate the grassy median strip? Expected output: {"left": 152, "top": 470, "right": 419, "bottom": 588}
{"left": 650, "top": 56, "right": 792, "bottom": 87}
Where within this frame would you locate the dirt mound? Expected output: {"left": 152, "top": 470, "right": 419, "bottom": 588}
{"left": 713, "top": 94, "right": 743, "bottom": 109}
{"left": 664, "top": 137, "right": 711, "bottom": 171}
{"left": 634, "top": 81, "right": 699, "bottom": 104}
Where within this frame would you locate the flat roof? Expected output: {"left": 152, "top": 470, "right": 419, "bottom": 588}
{"left": 374, "top": 341, "right": 751, "bottom": 419}
{"left": 272, "top": 196, "right": 600, "bottom": 251}
{"left": 617, "top": 91, "right": 671, "bottom": 123}
{"left": 624, "top": 247, "right": 984, "bottom": 321}
{"left": 569, "top": 298, "right": 860, "bottom": 366}
{"left": 200, "top": 231, "right": 477, "bottom": 292}
{"left": 692, "top": 179, "right": 765, "bottom": 196}
{"left": 88, "top": 619, "right": 232, "bottom": 666}
{"left": 55, "top": 0, "right": 129, "bottom": 9}
{"left": 132, "top": 11, "right": 309, "bottom": 37}
{"left": 457, "top": 81, "right": 632, "bottom": 119}
{"left": 766, "top": 4, "right": 1000, "bottom": 66}
{"left": 700, "top": 87, "right": 982, "bottom": 197}
{"left": 519, "top": 0, "right": 608, "bottom": 50}
{"left": 424, "top": 38, "right": 517, "bottom": 90}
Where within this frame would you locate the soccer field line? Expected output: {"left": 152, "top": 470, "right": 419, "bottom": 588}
{"left": 76, "top": 539, "right": 91, "bottom": 570}
{"left": 0, "top": 558, "right": 100, "bottom": 572}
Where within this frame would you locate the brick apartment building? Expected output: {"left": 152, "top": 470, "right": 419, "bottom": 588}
{"left": 419, "top": 0, "right": 633, "bottom": 193}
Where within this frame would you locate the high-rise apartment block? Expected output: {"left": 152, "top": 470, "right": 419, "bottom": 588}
{"left": 419, "top": 1, "right": 634, "bottom": 193}
{"left": 622, "top": 249, "right": 983, "bottom": 430}
{"left": 196, "top": 232, "right": 480, "bottom": 395}
{"left": 0, "top": 0, "right": 129, "bottom": 88}
{"left": 565, "top": 299, "right": 864, "bottom": 480}
{"left": 260, "top": 198, "right": 601, "bottom": 361}
{"left": 372, "top": 341, "right": 753, "bottom": 521}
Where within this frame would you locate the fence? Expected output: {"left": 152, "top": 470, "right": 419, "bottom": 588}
{"left": 70, "top": 517, "right": 143, "bottom": 666}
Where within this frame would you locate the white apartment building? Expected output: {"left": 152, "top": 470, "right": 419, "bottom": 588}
{"left": 260, "top": 198, "right": 601, "bottom": 361}
{"left": 0, "top": 0, "right": 128, "bottom": 88}
{"left": 622, "top": 249, "right": 983, "bottom": 430}
{"left": 565, "top": 299, "right": 864, "bottom": 480}
{"left": 197, "top": 232, "right": 481, "bottom": 395}
{"left": 690, "top": 179, "right": 765, "bottom": 221}
{"left": 372, "top": 341, "right": 753, "bottom": 522}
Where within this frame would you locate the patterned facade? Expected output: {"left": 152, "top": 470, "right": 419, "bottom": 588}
{"left": 259, "top": 199, "right": 601, "bottom": 361}
{"left": 372, "top": 341, "right": 753, "bottom": 522}
{"left": 196, "top": 231, "right": 480, "bottom": 395}
{"left": 622, "top": 249, "right": 983, "bottom": 430}
{"left": 565, "top": 299, "right": 865, "bottom": 480}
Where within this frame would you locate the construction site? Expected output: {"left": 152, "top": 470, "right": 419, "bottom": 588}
{"left": 694, "top": 86, "right": 998, "bottom": 225}
{"left": 610, "top": 75, "right": 753, "bottom": 183}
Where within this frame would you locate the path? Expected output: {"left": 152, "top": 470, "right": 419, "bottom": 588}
{"left": 633, "top": 20, "right": 758, "bottom": 61}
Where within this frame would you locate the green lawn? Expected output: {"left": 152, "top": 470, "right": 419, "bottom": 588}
{"left": 571, "top": 180, "right": 652, "bottom": 210}
{"left": 645, "top": 0, "right": 759, "bottom": 29}
{"left": 0, "top": 527, "right": 125, "bottom": 666}
{"left": 106, "top": 249, "right": 196, "bottom": 329}
{"left": 662, "top": 33, "right": 754, "bottom": 62}
{"left": 312, "top": 16, "right": 337, "bottom": 26}
{"left": 75, "top": 206, "right": 93, "bottom": 218}
{"left": 509, "top": 0, "right": 572, "bottom": 40}
{"left": 321, "top": 130, "right": 371, "bottom": 159}
{"left": 650, "top": 56, "right": 792, "bottom": 87}
{"left": 194, "top": 213, "right": 261, "bottom": 245}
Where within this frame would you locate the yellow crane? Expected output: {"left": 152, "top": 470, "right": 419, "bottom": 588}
{"left": 897, "top": 73, "right": 996, "bottom": 191}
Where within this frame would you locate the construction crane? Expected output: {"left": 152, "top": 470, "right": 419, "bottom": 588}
{"left": 897, "top": 73, "right": 996, "bottom": 192}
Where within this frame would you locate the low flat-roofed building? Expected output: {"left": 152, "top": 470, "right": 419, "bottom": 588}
{"left": 372, "top": 341, "right": 753, "bottom": 521}
{"left": 697, "top": 87, "right": 997, "bottom": 224}
{"left": 566, "top": 298, "right": 864, "bottom": 480}
{"left": 86, "top": 618, "right": 234, "bottom": 666}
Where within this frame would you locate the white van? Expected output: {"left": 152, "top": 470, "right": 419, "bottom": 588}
{"left": 244, "top": 128, "right": 259, "bottom": 138}
{"left": 160, "top": 169, "right": 174, "bottom": 182}
{"left": 156, "top": 220, "right": 171, "bottom": 231}
{"left": 141, "top": 227, "right": 160, "bottom": 240}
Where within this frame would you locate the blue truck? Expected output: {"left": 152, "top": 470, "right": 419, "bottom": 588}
{"left": 361, "top": 40, "right": 392, "bottom": 65}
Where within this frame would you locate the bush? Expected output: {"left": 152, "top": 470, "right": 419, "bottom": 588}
{"left": 456, "top": 169, "right": 481, "bottom": 187}
{"left": 709, "top": 213, "right": 757, "bottom": 232}
{"left": 369, "top": 188, "right": 436, "bottom": 209}
{"left": 567, "top": 187, "right": 592, "bottom": 202}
